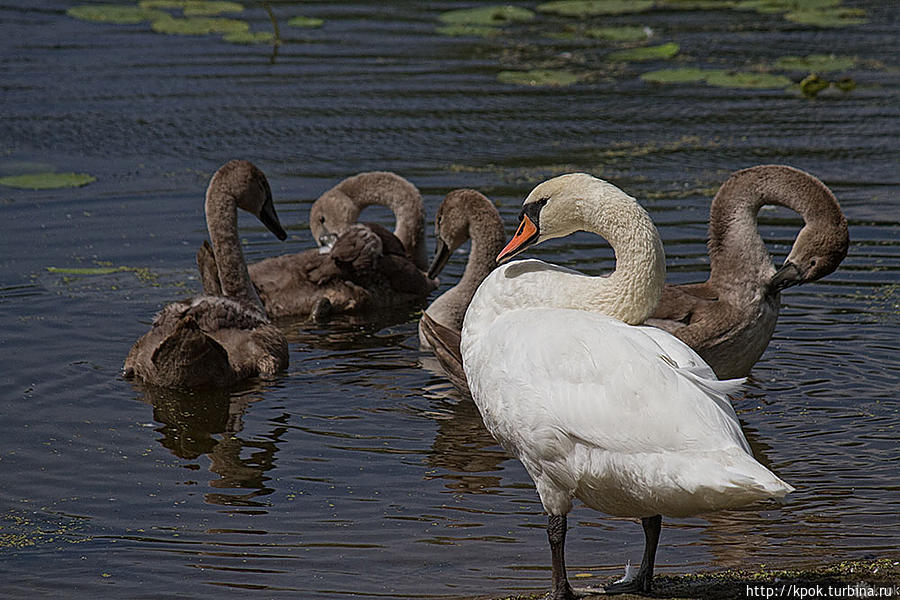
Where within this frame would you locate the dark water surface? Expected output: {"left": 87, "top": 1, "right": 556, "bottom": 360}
{"left": 1, "top": 1, "right": 898, "bottom": 598}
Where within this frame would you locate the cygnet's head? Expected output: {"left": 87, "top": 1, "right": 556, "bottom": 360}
{"left": 211, "top": 160, "right": 286, "bottom": 241}
{"left": 771, "top": 218, "right": 849, "bottom": 291}
{"left": 426, "top": 189, "right": 482, "bottom": 278}
{"left": 309, "top": 189, "right": 359, "bottom": 251}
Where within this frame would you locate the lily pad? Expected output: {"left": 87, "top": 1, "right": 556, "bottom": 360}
{"left": 735, "top": 0, "right": 840, "bottom": 13}
{"left": 497, "top": 69, "right": 580, "bottom": 86}
{"left": 704, "top": 70, "right": 791, "bottom": 88}
{"left": 536, "top": 0, "right": 653, "bottom": 17}
{"left": 222, "top": 30, "right": 275, "bottom": 44}
{"left": 67, "top": 4, "right": 165, "bottom": 24}
{"left": 834, "top": 77, "right": 856, "bottom": 92}
{"left": 774, "top": 53, "right": 855, "bottom": 72}
{"left": 287, "top": 16, "right": 324, "bottom": 28}
{"left": 586, "top": 26, "right": 651, "bottom": 42}
{"left": 784, "top": 7, "right": 867, "bottom": 26}
{"left": 608, "top": 42, "right": 679, "bottom": 61}
{"left": 799, "top": 73, "right": 830, "bottom": 97}
{"left": 139, "top": 1, "right": 244, "bottom": 16}
{"left": 150, "top": 14, "right": 249, "bottom": 35}
{"left": 437, "top": 24, "right": 502, "bottom": 37}
{"left": 640, "top": 67, "right": 710, "bottom": 84}
{"left": 0, "top": 172, "right": 96, "bottom": 190}
{"left": 438, "top": 5, "right": 535, "bottom": 26}
{"left": 641, "top": 67, "right": 791, "bottom": 89}
{"left": 657, "top": 0, "right": 737, "bottom": 8}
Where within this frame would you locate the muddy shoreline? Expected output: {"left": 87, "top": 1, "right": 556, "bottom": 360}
{"left": 462, "top": 557, "right": 900, "bottom": 600}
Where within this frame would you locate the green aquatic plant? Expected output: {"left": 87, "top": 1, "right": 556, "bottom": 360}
{"left": 66, "top": 4, "right": 165, "bottom": 24}
{"left": 704, "top": 70, "right": 791, "bottom": 88}
{"left": 608, "top": 42, "right": 679, "bottom": 61}
{"left": 437, "top": 24, "right": 503, "bottom": 37}
{"left": 639, "top": 67, "right": 709, "bottom": 83}
{"left": 287, "top": 16, "right": 324, "bottom": 28}
{"left": 223, "top": 30, "right": 275, "bottom": 44}
{"left": 497, "top": 69, "right": 580, "bottom": 86}
{"left": 735, "top": 0, "right": 867, "bottom": 26}
{"left": 774, "top": 53, "right": 855, "bottom": 72}
{"left": 736, "top": 0, "right": 840, "bottom": 13}
{"left": 150, "top": 14, "right": 249, "bottom": 35}
{"left": 0, "top": 172, "right": 96, "bottom": 190}
{"left": 834, "top": 77, "right": 856, "bottom": 92}
{"left": 799, "top": 73, "right": 830, "bottom": 97}
{"left": 641, "top": 67, "right": 791, "bottom": 89}
{"left": 536, "top": 0, "right": 654, "bottom": 17}
{"left": 785, "top": 7, "right": 867, "bottom": 26}
{"left": 138, "top": 0, "right": 244, "bottom": 16}
{"left": 586, "top": 25, "right": 651, "bottom": 42}
{"left": 46, "top": 264, "right": 158, "bottom": 283}
{"left": 438, "top": 5, "right": 535, "bottom": 26}
{"left": 656, "top": 0, "right": 737, "bottom": 8}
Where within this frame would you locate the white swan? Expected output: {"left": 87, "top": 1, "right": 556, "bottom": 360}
{"left": 460, "top": 173, "right": 793, "bottom": 596}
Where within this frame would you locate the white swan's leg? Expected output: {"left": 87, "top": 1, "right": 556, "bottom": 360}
{"left": 547, "top": 514, "right": 578, "bottom": 600}
{"left": 603, "top": 515, "right": 662, "bottom": 594}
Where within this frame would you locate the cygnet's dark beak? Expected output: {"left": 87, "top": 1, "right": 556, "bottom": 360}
{"left": 259, "top": 198, "right": 287, "bottom": 241}
{"left": 428, "top": 238, "right": 452, "bottom": 279}
{"left": 770, "top": 260, "right": 803, "bottom": 292}
{"left": 317, "top": 232, "right": 338, "bottom": 252}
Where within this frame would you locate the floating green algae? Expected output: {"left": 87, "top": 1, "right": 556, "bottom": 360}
{"left": 735, "top": 0, "right": 840, "bottom": 13}
{"left": 438, "top": 5, "right": 535, "bottom": 26}
{"left": 0, "top": 172, "right": 96, "bottom": 190}
{"left": 150, "top": 14, "right": 249, "bottom": 35}
{"left": 497, "top": 69, "right": 580, "bottom": 86}
{"left": 734, "top": 0, "right": 867, "bottom": 26}
{"left": 586, "top": 25, "right": 651, "bottom": 42}
{"left": 223, "top": 30, "right": 275, "bottom": 44}
{"left": 138, "top": 0, "right": 244, "bottom": 16}
{"left": 785, "top": 7, "right": 867, "bottom": 26}
{"left": 657, "top": 0, "right": 737, "bottom": 8}
{"left": 799, "top": 73, "right": 830, "bottom": 96}
{"left": 640, "top": 67, "right": 709, "bottom": 83}
{"left": 46, "top": 264, "right": 158, "bottom": 283}
{"left": 608, "top": 42, "right": 679, "bottom": 61}
{"left": 774, "top": 53, "right": 855, "bottom": 72}
{"left": 436, "top": 24, "right": 502, "bottom": 37}
{"left": 287, "top": 16, "right": 324, "bottom": 28}
{"left": 704, "top": 70, "right": 791, "bottom": 88}
{"left": 834, "top": 77, "right": 856, "bottom": 91}
{"left": 67, "top": 4, "right": 165, "bottom": 24}
{"left": 641, "top": 67, "right": 791, "bottom": 89}
{"left": 46, "top": 266, "right": 132, "bottom": 276}
{"left": 536, "top": 0, "right": 654, "bottom": 17}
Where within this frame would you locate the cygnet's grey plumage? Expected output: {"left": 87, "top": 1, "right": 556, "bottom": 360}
{"left": 197, "top": 171, "right": 436, "bottom": 319}
{"left": 124, "top": 160, "right": 289, "bottom": 389}
{"left": 645, "top": 164, "right": 849, "bottom": 378}
{"left": 419, "top": 189, "right": 506, "bottom": 394}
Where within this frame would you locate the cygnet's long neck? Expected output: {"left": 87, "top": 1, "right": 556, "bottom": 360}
{"left": 565, "top": 190, "right": 667, "bottom": 324}
{"left": 707, "top": 165, "right": 842, "bottom": 290}
{"left": 205, "top": 183, "right": 264, "bottom": 310}
{"left": 338, "top": 172, "right": 427, "bottom": 271}
{"left": 429, "top": 210, "right": 506, "bottom": 331}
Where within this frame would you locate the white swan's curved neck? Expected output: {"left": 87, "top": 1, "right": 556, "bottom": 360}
{"left": 205, "top": 189, "right": 263, "bottom": 310}
{"left": 497, "top": 188, "right": 666, "bottom": 325}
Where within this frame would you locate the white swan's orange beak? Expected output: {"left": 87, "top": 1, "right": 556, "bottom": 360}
{"left": 497, "top": 214, "right": 538, "bottom": 264}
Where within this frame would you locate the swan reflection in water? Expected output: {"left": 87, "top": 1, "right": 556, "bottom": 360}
{"left": 136, "top": 384, "right": 284, "bottom": 508}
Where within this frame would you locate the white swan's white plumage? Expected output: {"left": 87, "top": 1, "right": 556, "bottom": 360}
{"left": 460, "top": 173, "right": 792, "bottom": 596}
